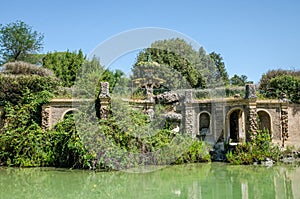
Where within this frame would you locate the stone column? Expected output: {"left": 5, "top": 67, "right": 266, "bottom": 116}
{"left": 41, "top": 105, "right": 51, "bottom": 130}
{"left": 183, "top": 90, "right": 196, "bottom": 138}
{"left": 245, "top": 84, "right": 258, "bottom": 141}
{"left": 212, "top": 102, "right": 225, "bottom": 143}
{"left": 280, "top": 102, "right": 289, "bottom": 147}
{"left": 245, "top": 84, "right": 257, "bottom": 99}
{"left": 246, "top": 100, "right": 258, "bottom": 141}
{"left": 98, "top": 82, "right": 110, "bottom": 119}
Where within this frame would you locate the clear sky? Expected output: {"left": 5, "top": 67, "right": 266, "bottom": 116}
{"left": 1, "top": 0, "right": 300, "bottom": 83}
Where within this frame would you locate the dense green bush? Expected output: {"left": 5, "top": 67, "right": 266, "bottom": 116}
{"left": 0, "top": 66, "right": 210, "bottom": 169}
{"left": 259, "top": 69, "right": 300, "bottom": 92}
{"left": 3, "top": 61, "right": 53, "bottom": 76}
{"left": 47, "top": 114, "right": 93, "bottom": 169}
{"left": 268, "top": 75, "right": 300, "bottom": 103}
{"left": 42, "top": 50, "right": 85, "bottom": 87}
{"left": 0, "top": 74, "right": 59, "bottom": 105}
{"left": 0, "top": 90, "right": 211, "bottom": 169}
{"left": 174, "top": 140, "right": 211, "bottom": 164}
{"left": 259, "top": 69, "right": 300, "bottom": 103}
{"left": 226, "top": 130, "right": 282, "bottom": 165}
{"left": 0, "top": 91, "right": 54, "bottom": 166}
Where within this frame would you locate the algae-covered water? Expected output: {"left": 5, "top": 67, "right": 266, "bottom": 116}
{"left": 0, "top": 163, "right": 299, "bottom": 199}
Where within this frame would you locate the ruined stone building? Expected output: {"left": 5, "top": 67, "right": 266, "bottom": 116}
{"left": 2, "top": 82, "right": 298, "bottom": 148}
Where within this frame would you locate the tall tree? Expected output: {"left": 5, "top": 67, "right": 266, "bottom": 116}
{"left": 42, "top": 50, "right": 85, "bottom": 87}
{"left": 269, "top": 75, "right": 300, "bottom": 103}
{"left": 133, "top": 38, "right": 222, "bottom": 89}
{"left": 0, "top": 21, "right": 44, "bottom": 64}
{"left": 209, "top": 52, "right": 229, "bottom": 85}
{"left": 230, "top": 74, "right": 248, "bottom": 86}
{"left": 259, "top": 69, "right": 300, "bottom": 93}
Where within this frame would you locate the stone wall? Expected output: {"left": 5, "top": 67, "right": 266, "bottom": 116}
{"left": 287, "top": 104, "right": 300, "bottom": 148}
{"left": 41, "top": 99, "right": 81, "bottom": 130}
{"left": 41, "top": 82, "right": 111, "bottom": 130}
{"left": 256, "top": 101, "right": 282, "bottom": 140}
{"left": 38, "top": 83, "right": 300, "bottom": 148}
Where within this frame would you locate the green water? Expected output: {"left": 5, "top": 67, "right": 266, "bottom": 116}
{"left": 0, "top": 163, "right": 299, "bottom": 199}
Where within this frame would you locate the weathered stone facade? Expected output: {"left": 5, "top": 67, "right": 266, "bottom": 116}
{"left": 38, "top": 83, "right": 300, "bottom": 148}
{"left": 98, "top": 82, "right": 110, "bottom": 119}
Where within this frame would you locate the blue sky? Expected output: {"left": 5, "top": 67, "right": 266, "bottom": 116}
{"left": 1, "top": 0, "right": 300, "bottom": 83}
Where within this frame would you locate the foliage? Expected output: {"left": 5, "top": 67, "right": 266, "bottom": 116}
{"left": 258, "top": 69, "right": 296, "bottom": 93}
{"left": 133, "top": 38, "right": 227, "bottom": 89}
{"left": 209, "top": 52, "right": 229, "bottom": 85}
{"left": 258, "top": 70, "right": 300, "bottom": 103}
{"left": 230, "top": 74, "right": 249, "bottom": 86}
{"left": 48, "top": 114, "right": 93, "bottom": 168}
{"left": 3, "top": 61, "right": 53, "bottom": 76}
{"left": 193, "top": 86, "right": 245, "bottom": 99}
{"left": 268, "top": 75, "right": 300, "bottom": 103}
{"left": 0, "top": 90, "right": 54, "bottom": 166}
{"left": 42, "top": 50, "right": 85, "bottom": 87}
{"left": 74, "top": 57, "right": 128, "bottom": 98}
{"left": 0, "top": 74, "right": 59, "bottom": 105}
{"left": 22, "top": 53, "right": 46, "bottom": 65}
{"left": 0, "top": 97, "right": 92, "bottom": 168}
{"left": 174, "top": 140, "right": 211, "bottom": 164}
{"left": 0, "top": 20, "right": 44, "bottom": 64}
{"left": 0, "top": 55, "right": 211, "bottom": 168}
{"left": 100, "top": 69, "right": 128, "bottom": 93}
{"left": 226, "top": 130, "right": 282, "bottom": 165}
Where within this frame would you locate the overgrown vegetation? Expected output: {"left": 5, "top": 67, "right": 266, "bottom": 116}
{"left": 226, "top": 130, "right": 282, "bottom": 165}
{"left": 259, "top": 69, "right": 300, "bottom": 103}
{"left": 0, "top": 61, "right": 210, "bottom": 169}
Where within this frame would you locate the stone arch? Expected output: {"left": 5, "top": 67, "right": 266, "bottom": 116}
{"left": 198, "top": 111, "right": 211, "bottom": 137}
{"left": 226, "top": 108, "right": 245, "bottom": 143}
{"left": 257, "top": 109, "right": 272, "bottom": 136}
{"left": 61, "top": 108, "right": 78, "bottom": 120}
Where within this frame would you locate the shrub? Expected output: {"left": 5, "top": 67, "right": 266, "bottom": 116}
{"left": 3, "top": 61, "right": 54, "bottom": 76}
{"left": 268, "top": 75, "right": 300, "bottom": 103}
{"left": 259, "top": 69, "right": 300, "bottom": 102}
{"left": 0, "top": 91, "right": 54, "bottom": 166}
{"left": 226, "top": 130, "right": 281, "bottom": 165}
{"left": 0, "top": 74, "right": 59, "bottom": 105}
{"left": 174, "top": 140, "right": 211, "bottom": 164}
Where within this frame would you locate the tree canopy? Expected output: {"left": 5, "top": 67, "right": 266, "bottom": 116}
{"left": 230, "top": 74, "right": 249, "bottom": 86}
{"left": 259, "top": 69, "right": 300, "bottom": 93}
{"left": 209, "top": 52, "right": 229, "bottom": 85}
{"left": 42, "top": 50, "right": 85, "bottom": 87}
{"left": 259, "top": 69, "right": 300, "bottom": 102}
{"left": 0, "top": 21, "right": 44, "bottom": 64}
{"left": 132, "top": 38, "right": 227, "bottom": 89}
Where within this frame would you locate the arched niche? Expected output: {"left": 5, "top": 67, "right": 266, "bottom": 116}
{"left": 61, "top": 108, "right": 78, "bottom": 120}
{"left": 257, "top": 110, "right": 272, "bottom": 136}
{"left": 226, "top": 108, "right": 245, "bottom": 143}
{"left": 198, "top": 111, "right": 211, "bottom": 138}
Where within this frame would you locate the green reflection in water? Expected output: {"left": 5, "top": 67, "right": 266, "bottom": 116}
{"left": 0, "top": 163, "right": 299, "bottom": 199}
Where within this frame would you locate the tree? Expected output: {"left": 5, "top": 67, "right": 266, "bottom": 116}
{"left": 42, "top": 50, "right": 85, "bottom": 87}
{"left": 268, "top": 75, "right": 300, "bottom": 103}
{"left": 230, "top": 74, "right": 248, "bottom": 86}
{"left": 259, "top": 69, "right": 300, "bottom": 93}
{"left": 74, "top": 56, "right": 128, "bottom": 96}
{"left": 133, "top": 38, "right": 223, "bottom": 89}
{"left": 209, "top": 52, "right": 229, "bottom": 85}
{"left": 0, "top": 21, "right": 44, "bottom": 64}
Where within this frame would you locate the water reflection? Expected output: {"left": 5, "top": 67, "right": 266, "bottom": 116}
{"left": 0, "top": 163, "right": 299, "bottom": 199}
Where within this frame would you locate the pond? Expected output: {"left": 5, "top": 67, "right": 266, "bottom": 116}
{"left": 0, "top": 163, "right": 299, "bottom": 199}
